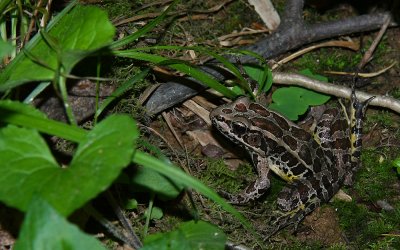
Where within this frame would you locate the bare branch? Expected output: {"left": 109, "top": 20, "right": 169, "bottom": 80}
{"left": 238, "top": 12, "right": 392, "bottom": 62}
{"left": 272, "top": 72, "right": 400, "bottom": 113}
{"left": 281, "top": 0, "right": 304, "bottom": 26}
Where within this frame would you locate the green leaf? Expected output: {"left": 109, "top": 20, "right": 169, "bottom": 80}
{"left": 14, "top": 196, "right": 106, "bottom": 250}
{"left": 269, "top": 86, "right": 330, "bottom": 120}
{"left": 243, "top": 64, "right": 272, "bottom": 93}
{"left": 132, "top": 152, "right": 259, "bottom": 244}
{"left": 114, "top": 50, "right": 237, "bottom": 99}
{"left": 142, "top": 220, "right": 226, "bottom": 250}
{"left": 0, "top": 115, "right": 137, "bottom": 216}
{"left": 0, "top": 100, "right": 260, "bottom": 246}
{"left": 0, "top": 0, "right": 13, "bottom": 17}
{"left": 231, "top": 85, "right": 245, "bottom": 95}
{"left": 125, "top": 198, "right": 138, "bottom": 210}
{"left": 132, "top": 166, "right": 184, "bottom": 200}
{"left": 392, "top": 158, "right": 400, "bottom": 175}
{"left": 299, "top": 68, "right": 329, "bottom": 82}
{"left": 0, "top": 40, "right": 14, "bottom": 59}
{"left": 0, "top": 4, "right": 115, "bottom": 91}
{"left": 145, "top": 206, "right": 164, "bottom": 220}
{"left": 0, "top": 100, "right": 86, "bottom": 142}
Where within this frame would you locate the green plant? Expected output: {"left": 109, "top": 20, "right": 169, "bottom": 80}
{"left": 243, "top": 66, "right": 330, "bottom": 120}
{"left": 0, "top": 1, "right": 260, "bottom": 248}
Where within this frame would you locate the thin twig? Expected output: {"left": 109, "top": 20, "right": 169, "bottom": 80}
{"left": 105, "top": 190, "right": 143, "bottom": 249}
{"left": 162, "top": 111, "right": 184, "bottom": 149}
{"left": 324, "top": 62, "right": 396, "bottom": 77}
{"left": 114, "top": 0, "right": 234, "bottom": 26}
{"left": 271, "top": 40, "right": 359, "bottom": 70}
{"left": 84, "top": 204, "right": 136, "bottom": 249}
{"left": 23, "top": 0, "right": 44, "bottom": 45}
{"left": 358, "top": 15, "right": 391, "bottom": 69}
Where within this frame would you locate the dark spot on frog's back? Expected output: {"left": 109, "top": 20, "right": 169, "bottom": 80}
{"left": 290, "top": 126, "right": 311, "bottom": 141}
{"left": 291, "top": 163, "right": 308, "bottom": 176}
{"left": 311, "top": 156, "right": 322, "bottom": 172}
{"left": 298, "top": 144, "right": 313, "bottom": 165}
{"left": 249, "top": 103, "right": 271, "bottom": 117}
{"left": 331, "top": 118, "right": 346, "bottom": 131}
{"left": 250, "top": 118, "right": 283, "bottom": 137}
{"left": 234, "top": 102, "right": 247, "bottom": 112}
{"left": 281, "top": 151, "right": 298, "bottom": 167}
{"left": 283, "top": 135, "right": 298, "bottom": 151}
{"left": 270, "top": 113, "right": 290, "bottom": 130}
{"left": 334, "top": 137, "right": 350, "bottom": 150}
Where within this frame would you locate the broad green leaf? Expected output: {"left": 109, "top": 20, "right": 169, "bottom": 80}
{"left": 132, "top": 166, "right": 184, "bottom": 200}
{"left": 142, "top": 220, "right": 226, "bottom": 250}
{"left": 269, "top": 86, "right": 330, "bottom": 120}
{"left": 0, "top": 115, "right": 137, "bottom": 216}
{"left": 0, "top": 100, "right": 260, "bottom": 246}
{"left": 0, "top": 100, "right": 86, "bottom": 145}
{"left": 0, "top": 4, "right": 115, "bottom": 91}
{"left": 14, "top": 196, "right": 107, "bottom": 250}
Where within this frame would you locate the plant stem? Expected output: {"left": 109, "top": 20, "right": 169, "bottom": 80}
{"left": 143, "top": 192, "right": 155, "bottom": 238}
{"left": 58, "top": 67, "right": 77, "bottom": 125}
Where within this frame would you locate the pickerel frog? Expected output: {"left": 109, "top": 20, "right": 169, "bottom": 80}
{"left": 210, "top": 90, "right": 373, "bottom": 238}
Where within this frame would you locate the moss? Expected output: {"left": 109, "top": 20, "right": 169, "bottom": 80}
{"left": 365, "top": 110, "right": 394, "bottom": 128}
{"left": 202, "top": 158, "right": 255, "bottom": 194}
{"left": 98, "top": 0, "right": 133, "bottom": 19}
{"left": 332, "top": 147, "right": 400, "bottom": 248}
{"left": 389, "top": 87, "right": 400, "bottom": 99}
{"left": 355, "top": 149, "right": 398, "bottom": 201}
{"left": 293, "top": 48, "right": 361, "bottom": 73}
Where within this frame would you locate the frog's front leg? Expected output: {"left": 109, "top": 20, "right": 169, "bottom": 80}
{"left": 222, "top": 153, "right": 271, "bottom": 204}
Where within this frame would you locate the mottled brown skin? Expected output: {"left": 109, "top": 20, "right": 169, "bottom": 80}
{"left": 210, "top": 91, "right": 373, "bottom": 238}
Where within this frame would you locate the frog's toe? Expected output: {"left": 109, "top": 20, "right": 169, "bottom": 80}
{"left": 219, "top": 177, "right": 271, "bottom": 204}
{"left": 263, "top": 200, "right": 313, "bottom": 239}
{"left": 218, "top": 190, "right": 256, "bottom": 204}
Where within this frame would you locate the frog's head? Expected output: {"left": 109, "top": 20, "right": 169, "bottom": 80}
{"left": 210, "top": 97, "right": 271, "bottom": 150}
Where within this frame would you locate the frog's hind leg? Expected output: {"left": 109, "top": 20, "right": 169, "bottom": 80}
{"left": 264, "top": 178, "right": 322, "bottom": 239}
{"left": 221, "top": 153, "right": 271, "bottom": 204}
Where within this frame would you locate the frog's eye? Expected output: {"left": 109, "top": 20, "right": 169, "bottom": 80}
{"left": 232, "top": 121, "right": 247, "bottom": 135}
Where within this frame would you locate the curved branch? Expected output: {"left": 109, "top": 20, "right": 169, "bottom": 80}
{"left": 238, "top": 12, "right": 392, "bottom": 62}
{"left": 273, "top": 72, "right": 400, "bottom": 113}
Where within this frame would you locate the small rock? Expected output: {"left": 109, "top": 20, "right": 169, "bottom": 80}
{"left": 376, "top": 200, "right": 395, "bottom": 211}
{"left": 202, "top": 143, "right": 225, "bottom": 158}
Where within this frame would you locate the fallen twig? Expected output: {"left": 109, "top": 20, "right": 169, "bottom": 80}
{"left": 272, "top": 72, "right": 400, "bottom": 114}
